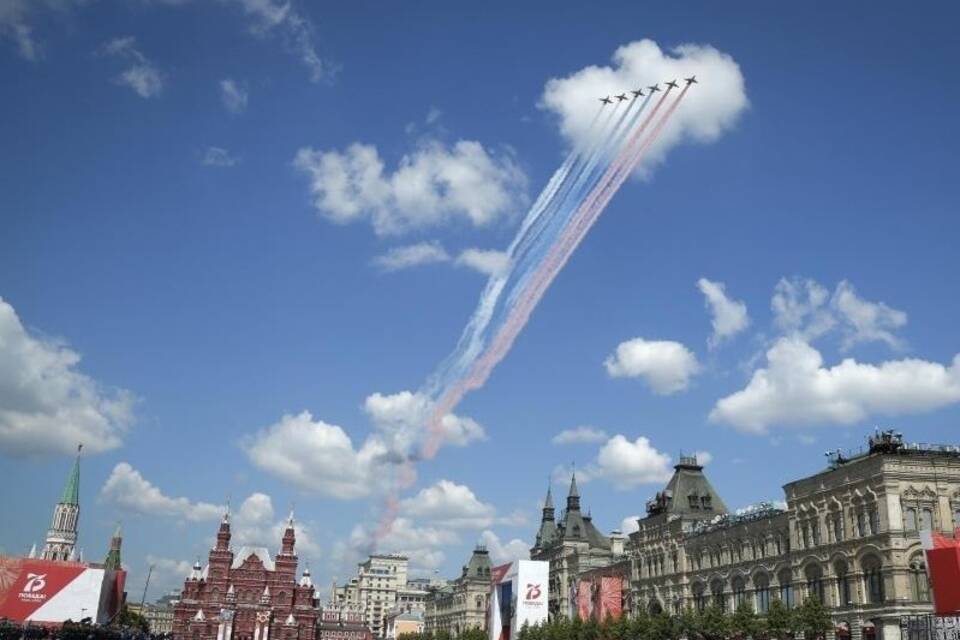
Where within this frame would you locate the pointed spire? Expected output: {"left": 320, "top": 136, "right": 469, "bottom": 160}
{"left": 287, "top": 509, "right": 295, "bottom": 528}
{"left": 544, "top": 484, "right": 554, "bottom": 510}
{"left": 223, "top": 499, "right": 231, "bottom": 524}
{"left": 28, "top": 543, "right": 37, "bottom": 559}
{"left": 104, "top": 522, "right": 123, "bottom": 570}
{"left": 61, "top": 444, "right": 82, "bottom": 505}
{"left": 566, "top": 468, "right": 581, "bottom": 512}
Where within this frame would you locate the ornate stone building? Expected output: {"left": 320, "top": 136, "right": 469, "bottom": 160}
{"left": 618, "top": 431, "right": 959, "bottom": 640}
{"left": 42, "top": 446, "right": 82, "bottom": 562}
{"left": 531, "top": 474, "right": 618, "bottom": 619}
{"left": 317, "top": 603, "right": 372, "bottom": 640}
{"left": 173, "top": 512, "right": 318, "bottom": 640}
{"left": 338, "top": 554, "right": 409, "bottom": 638}
{"left": 424, "top": 545, "right": 492, "bottom": 637}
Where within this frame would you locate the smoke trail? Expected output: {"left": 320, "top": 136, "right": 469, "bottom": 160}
{"left": 420, "top": 86, "right": 691, "bottom": 459}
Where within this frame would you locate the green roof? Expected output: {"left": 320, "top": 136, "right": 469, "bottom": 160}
{"left": 60, "top": 453, "right": 80, "bottom": 505}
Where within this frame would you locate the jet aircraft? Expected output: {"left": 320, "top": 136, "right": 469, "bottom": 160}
{"left": 665, "top": 79, "right": 679, "bottom": 89}
{"left": 616, "top": 93, "right": 628, "bottom": 102}
{"left": 631, "top": 88, "right": 644, "bottom": 97}
{"left": 648, "top": 84, "right": 660, "bottom": 92}
{"left": 599, "top": 96, "right": 613, "bottom": 105}
{"left": 685, "top": 75, "right": 698, "bottom": 85}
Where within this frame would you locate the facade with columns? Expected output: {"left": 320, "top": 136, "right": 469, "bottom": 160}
{"left": 617, "top": 431, "right": 959, "bottom": 640}
{"left": 173, "top": 513, "right": 318, "bottom": 640}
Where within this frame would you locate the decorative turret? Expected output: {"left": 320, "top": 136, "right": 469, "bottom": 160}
{"left": 103, "top": 523, "right": 123, "bottom": 570}
{"left": 42, "top": 444, "right": 82, "bottom": 561}
{"left": 300, "top": 565, "right": 313, "bottom": 588}
{"left": 281, "top": 511, "right": 296, "bottom": 556}
{"left": 189, "top": 559, "right": 203, "bottom": 581}
{"left": 215, "top": 506, "right": 232, "bottom": 551}
{"left": 566, "top": 471, "right": 581, "bottom": 512}
{"left": 260, "top": 585, "right": 271, "bottom": 604}
{"left": 532, "top": 484, "right": 559, "bottom": 552}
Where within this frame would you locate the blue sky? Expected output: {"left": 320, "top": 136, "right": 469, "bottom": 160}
{"left": 2, "top": 0, "right": 960, "bottom": 600}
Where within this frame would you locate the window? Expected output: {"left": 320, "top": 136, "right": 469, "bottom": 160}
{"left": 702, "top": 495, "right": 713, "bottom": 509}
{"left": 909, "top": 558, "right": 930, "bottom": 602}
{"left": 801, "top": 524, "right": 810, "bottom": 548}
{"left": 711, "top": 580, "right": 725, "bottom": 611}
{"left": 856, "top": 511, "right": 867, "bottom": 537}
{"left": 812, "top": 521, "right": 821, "bottom": 545}
{"left": 732, "top": 577, "right": 747, "bottom": 610}
{"left": 688, "top": 494, "right": 700, "bottom": 509}
{"left": 863, "top": 556, "right": 885, "bottom": 604}
{"left": 778, "top": 569, "right": 794, "bottom": 609}
{"left": 835, "top": 561, "right": 853, "bottom": 606}
{"left": 904, "top": 508, "right": 918, "bottom": 531}
{"left": 805, "top": 565, "right": 825, "bottom": 604}
{"left": 755, "top": 574, "right": 771, "bottom": 614}
{"left": 921, "top": 509, "right": 934, "bottom": 531}
{"left": 869, "top": 508, "right": 880, "bottom": 534}
{"left": 831, "top": 512, "right": 845, "bottom": 542}
{"left": 692, "top": 584, "right": 707, "bottom": 612}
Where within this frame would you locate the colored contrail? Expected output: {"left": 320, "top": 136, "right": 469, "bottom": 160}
{"left": 418, "top": 84, "right": 692, "bottom": 460}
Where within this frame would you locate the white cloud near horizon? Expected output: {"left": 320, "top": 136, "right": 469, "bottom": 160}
{"left": 293, "top": 140, "right": 527, "bottom": 236}
{"left": 551, "top": 434, "right": 675, "bottom": 491}
{"left": 480, "top": 530, "right": 529, "bottom": 564}
{"left": 698, "top": 277, "right": 749, "bottom": 348}
{"left": 455, "top": 248, "right": 509, "bottom": 276}
{"left": 399, "top": 480, "right": 497, "bottom": 529}
{"left": 363, "top": 390, "right": 486, "bottom": 454}
{"left": 710, "top": 337, "right": 960, "bottom": 433}
{"left": 100, "top": 462, "right": 223, "bottom": 521}
{"left": 0, "top": 297, "right": 134, "bottom": 457}
{"left": 540, "top": 39, "right": 748, "bottom": 176}
{"left": 604, "top": 337, "right": 700, "bottom": 394}
{"left": 372, "top": 242, "right": 451, "bottom": 272}
{"left": 551, "top": 426, "right": 608, "bottom": 445}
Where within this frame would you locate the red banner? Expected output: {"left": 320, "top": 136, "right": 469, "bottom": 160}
{"left": 597, "top": 576, "right": 622, "bottom": 621}
{"left": 577, "top": 581, "right": 592, "bottom": 620}
{"left": 926, "top": 542, "right": 960, "bottom": 616}
{"left": 0, "top": 558, "right": 87, "bottom": 621}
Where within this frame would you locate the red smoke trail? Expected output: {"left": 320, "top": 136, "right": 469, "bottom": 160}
{"left": 419, "top": 86, "right": 691, "bottom": 461}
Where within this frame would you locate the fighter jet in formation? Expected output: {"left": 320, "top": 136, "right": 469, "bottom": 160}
{"left": 665, "top": 79, "right": 679, "bottom": 89}
{"left": 599, "top": 96, "right": 613, "bottom": 105}
{"left": 616, "top": 93, "right": 629, "bottom": 102}
{"left": 599, "top": 77, "right": 698, "bottom": 102}
{"left": 648, "top": 84, "right": 661, "bottom": 93}
{"left": 631, "top": 88, "right": 644, "bottom": 98}
{"left": 685, "top": 75, "right": 698, "bottom": 85}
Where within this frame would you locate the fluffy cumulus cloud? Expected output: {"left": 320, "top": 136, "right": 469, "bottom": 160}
{"left": 399, "top": 480, "right": 497, "bottom": 529}
{"left": 364, "top": 390, "right": 486, "bottom": 454}
{"left": 0, "top": 297, "right": 134, "bottom": 457}
{"left": 100, "top": 463, "right": 223, "bottom": 521}
{"left": 293, "top": 140, "right": 527, "bottom": 236}
{"left": 710, "top": 337, "right": 960, "bottom": 433}
{"left": 540, "top": 39, "right": 748, "bottom": 175}
{"left": 697, "top": 277, "right": 749, "bottom": 348}
{"left": 604, "top": 337, "right": 700, "bottom": 394}
{"left": 202, "top": 146, "right": 240, "bottom": 167}
{"left": 372, "top": 242, "right": 451, "bottom": 272}
{"left": 594, "top": 435, "right": 673, "bottom": 489}
{"left": 772, "top": 277, "right": 907, "bottom": 350}
{"left": 551, "top": 426, "right": 608, "bottom": 445}
{"left": 99, "top": 36, "right": 164, "bottom": 98}
{"left": 346, "top": 517, "right": 456, "bottom": 571}
{"left": 243, "top": 411, "right": 387, "bottom": 499}
{"left": 230, "top": 492, "right": 321, "bottom": 557}
{"left": 220, "top": 78, "right": 249, "bottom": 113}
{"left": 480, "top": 530, "right": 530, "bottom": 564}
{"left": 619, "top": 515, "right": 640, "bottom": 535}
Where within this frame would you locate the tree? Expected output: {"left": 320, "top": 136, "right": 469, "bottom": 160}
{"left": 764, "top": 599, "right": 795, "bottom": 640}
{"left": 730, "top": 602, "right": 759, "bottom": 639}
{"left": 698, "top": 605, "right": 729, "bottom": 640}
{"left": 116, "top": 605, "right": 150, "bottom": 633}
{"left": 675, "top": 607, "right": 701, "bottom": 640}
{"left": 795, "top": 596, "right": 831, "bottom": 640}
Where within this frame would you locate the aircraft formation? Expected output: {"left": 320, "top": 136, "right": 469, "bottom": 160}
{"left": 599, "top": 76, "right": 696, "bottom": 104}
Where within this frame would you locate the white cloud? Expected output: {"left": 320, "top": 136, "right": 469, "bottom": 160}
{"left": 551, "top": 426, "right": 608, "bottom": 445}
{"left": 480, "top": 530, "right": 529, "bottom": 564}
{"left": 693, "top": 450, "right": 713, "bottom": 466}
{"left": 0, "top": 297, "right": 134, "bottom": 457}
{"left": 100, "top": 463, "right": 223, "bottom": 521}
{"left": 230, "top": 492, "right": 321, "bottom": 557}
{"left": 372, "top": 242, "right": 451, "bottom": 272}
{"left": 455, "top": 248, "right": 510, "bottom": 276}
{"left": 619, "top": 515, "right": 640, "bottom": 535}
{"left": 243, "top": 410, "right": 386, "bottom": 499}
{"left": 293, "top": 139, "right": 527, "bottom": 236}
{"left": 399, "top": 480, "right": 496, "bottom": 529}
{"left": 220, "top": 78, "right": 249, "bottom": 113}
{"left": 364, "top": 390, "right": 486, "bottom": 454}
{"left": 0, "top": 0, "right": 37, "bottom": 59}
{"left": 604, "top": 337, "right": 700, "bottom": 394}
{"left": 710, "top": 337, "right": 960, "bottom": 433}
{"left": 232, "top": 0, "right": 334, "bottom": 83}
{"left": 539, "top": 39, "right": 748, "bottom": 175}
{"left": 697, "top": 277, "right": 749, "bottom": 348}
{"left": 202, "top": 146, "right": 240, "bottom": 167}
{"left": 771, "top": 277, "right": 907, "bottom": 350}
{"left": 99, "top": 36, "right": 164, "bottom": 98}
{"left": 347, "top": 517, "right": 456, "bottom": 571}
{"left": 594, "top": 435, "right": 673, "bottom": 489}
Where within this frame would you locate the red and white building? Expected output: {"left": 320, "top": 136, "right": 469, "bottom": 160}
{"left": 173, "top": 513, "right": 318, "bottom": 640}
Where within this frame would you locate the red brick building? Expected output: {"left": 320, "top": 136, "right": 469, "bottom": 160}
{"left": 173, "top": 513, "right": 318, "bottom": 640}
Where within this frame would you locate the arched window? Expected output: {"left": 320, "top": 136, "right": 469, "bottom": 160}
{"left": 835, "top": 560, "right": 853, "bottom": 606}
{"left": 909, "top": 557, "right": 930, "bottom": 602}
{"left": 692, "top": 582, "right": 706, "bottom": 612}
{"left": 862, "top": 556, "right": 885, "bottom": 604}
{"left": 904, "top": 507, "right": 918, "bottom": 531}
{"left": 711, "top": 579, "right": 726, "bottom": 611}
{"left": 732, "top": 576, "right": 747, "bottom": 610}
{"left": 920, "top": 509, "right": 933, "bottom": 531}
{"left": 805, "top": 564, "right": 825, "bottom": 604}
{"left": 754, "top": 573, "right": 771, "bottom": 614}
{"left": 778, "top": 569, "right": 794, "bottom": 608}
